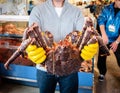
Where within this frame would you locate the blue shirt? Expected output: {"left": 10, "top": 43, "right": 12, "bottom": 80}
{"left": 97, "top": 3, "right": 120, "bottom": 43}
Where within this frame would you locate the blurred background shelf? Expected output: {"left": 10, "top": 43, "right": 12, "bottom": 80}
{"left": 0, "top": 15, "right": 29, "bottom": 22}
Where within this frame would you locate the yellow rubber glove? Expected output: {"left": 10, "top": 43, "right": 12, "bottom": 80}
{"left": 26, "top": 45, "right": 46, "bottom": 64}
{"left": 80, "top": 42, "right": 99, "bottom": 60}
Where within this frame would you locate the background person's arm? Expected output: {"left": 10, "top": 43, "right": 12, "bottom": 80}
{"left": 100, "top": 25, "right": 109, "bottom": 44}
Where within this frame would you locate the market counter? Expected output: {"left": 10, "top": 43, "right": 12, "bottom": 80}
{"left": 0, "top": 63, "right": 93, "bottom": 93}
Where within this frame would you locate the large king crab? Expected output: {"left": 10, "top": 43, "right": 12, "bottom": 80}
{"left": 4, "top": 18, "right": 110, "bottom": 76}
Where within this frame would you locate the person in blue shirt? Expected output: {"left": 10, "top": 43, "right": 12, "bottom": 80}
{"left": 97, "top": 0, "right": 120, "bottom": 82}
{"left": 28, "top": 1, "right": 35, "bottom": 15}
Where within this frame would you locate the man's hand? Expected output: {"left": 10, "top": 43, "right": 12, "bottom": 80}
{"left": 4, "top": 62, "right": 11, "bottom": 70}
{"left": 80, "top": 42, "right": 99, "bottom": 60}
{"left": 26, "top": 45, "right": 46, "bottom": 64}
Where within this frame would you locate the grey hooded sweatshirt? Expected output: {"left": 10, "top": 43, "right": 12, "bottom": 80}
{"left": 29, "top": 0, "right": 84, "bottom": 42}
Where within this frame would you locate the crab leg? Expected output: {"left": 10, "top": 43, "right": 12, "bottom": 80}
{"left": 4, "top": 38, "right": 32, "bottom": 69}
